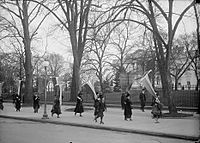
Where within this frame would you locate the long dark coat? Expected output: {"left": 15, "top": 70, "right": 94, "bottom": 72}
{"left": 0, "top": 96, "right": 3, "bottom": 110}
{"left": 14, "top": 94, "right": 21, "bottom": 111}
{"left": 33, "top": 95, "right": 40, "bottom": 113}
{"left": 51, "top": 98, "right": 61, "bottom": 115}
{"left": 151, "top": 102, "right": 163, "bottom": 118}
{"left": 74, "top": 96, "right": 84, "bottom": 113}
{"left": 94, "top": 99, "right": 99, "bottom": 116}
{"left": 139, "top": 92, "right": 146, "bottom": 107}
{"left": 124, "top": 98, "right": 132, "bottom": 118}
{"left": 96, "top": 97, "right": 106, "bottom": 118}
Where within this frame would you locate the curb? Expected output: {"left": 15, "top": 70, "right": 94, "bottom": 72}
{"left": 0, "top": 115, "right": 199, "bottom": 141}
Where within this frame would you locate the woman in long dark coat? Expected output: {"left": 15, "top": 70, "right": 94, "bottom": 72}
{"left": 74, "top": 92, "right": 84, "bottom": 117}
{"left": 51, "top": 96, "right": 61, "bottom": 118}
{"left": 151, "top": 97, "right": 163, "bottom": 123}
{"left": 33, "top": 93, "right": 40, "bottom": 113}
{"left": 0, "top": 96, "right": 3, "bottom": 110}
{"left": 94, "top": 92, "right": 99, "bottom": 117}
{"left": 94, "top": 93, "right": 106, "bottom": 124}
{"left": 124, "top": 92, "right": 132, "bottom": 121}
{"left": 14, "top": 94, "right": 21, "bottom": 112}
{"left": 139, "top": 88, "right": 146, "bottom": 112}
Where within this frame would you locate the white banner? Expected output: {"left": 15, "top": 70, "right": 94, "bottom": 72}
{"left": 140, "top": 70, "right": 157, "bottom": 98}
{"left": 56, "top": 77, "right": 64, "bottom": 106}
{"left": 84, "top": 81, "right": 97, "bottom": 100}
{"left": 17, "top": 80, "right": 22, "bottom": 96}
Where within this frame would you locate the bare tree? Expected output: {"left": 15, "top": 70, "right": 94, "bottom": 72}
{"left": 0, "top": 0, "right": 51, "bottom": 103}
{"left": 82, "top": 22, "right": 113, "bottom": 92}
{"left": 193, "top": 3, "right": 200, "bottom": 92}
{"left": 98, "top": 0, "right": 195, "bottom": 113}
{"left": 46, "top": 53, "right": 66, "bottom": 77}
{"left": 31, "top": 0, "right": 92, "bottom": 101}
{"left": 31, "top": 0, "right": 114, "bottom": 101}
{"left": 170, "top": 33, "right": 197, "bottom": 90}
{"left": 109, "top": 22, "right": 134, "bottom": 74}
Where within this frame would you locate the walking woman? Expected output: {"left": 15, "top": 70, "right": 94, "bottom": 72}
{"left": 139, "top": 88, "right": 146, "bottom": 112}
{"left": 0, "top": 96, "right": 3, "bottom": 110}
{"left": 51, "top": 96, "right": 61, "bottom": 118}
{"left": 94, "top": 93, "right": 106, "bottom": 124}
{"left": 94, "top": 92, "right": 99, "bottom": 117}
{"left": 151, "top": 97, "right": 163, "bottom": 123}
{"left": 124, "top": 92, "right": 133, "bottom": 121}
{"left": 74, "top": 92, "right": 84, "bottom": 117}
{"left": 14, "top": 93, "right": 21, "bottom": 112}
{"left": 33, "top": 92, "right": 40, "bottom": 113}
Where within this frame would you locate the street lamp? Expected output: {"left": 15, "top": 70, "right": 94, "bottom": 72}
{"left": 42, "top": 60, "right": 49, "bottom": 119}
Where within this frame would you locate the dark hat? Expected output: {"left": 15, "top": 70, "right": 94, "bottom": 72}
{"left": 126, "top": 92, "right": 130, "bottom": 97}
{"left": 99, "top": 93, "right": 103, "bottom": 98}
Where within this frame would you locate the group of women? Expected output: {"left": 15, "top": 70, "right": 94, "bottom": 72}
{"left": 74, "top": 89, "right": 163, "bottom": 124}
{"left": 1, "top": 88, "right": 162, "bottom": 124}
{"left": 73, "top": 91, "right": 107, "bottom": 124}
{"left": 121, "top": 90, "right": 163, "bottom": 123}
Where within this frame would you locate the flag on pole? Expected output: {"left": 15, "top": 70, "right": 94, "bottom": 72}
{"left": 140, "top": 70, "right": 157, "bottom": 98}
{"left": 84, "top": 81, "right": 97, "bottom": 100}
{"left": 16, "top": 80, "right": 22, "bottom": 96}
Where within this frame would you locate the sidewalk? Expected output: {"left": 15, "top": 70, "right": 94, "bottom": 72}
{"left": 0, "top": 103, "right": 199, "bottom": 141}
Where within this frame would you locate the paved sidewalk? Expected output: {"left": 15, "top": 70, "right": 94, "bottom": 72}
{"left": 0, "top": 103, "right": 199, "bottom": 141}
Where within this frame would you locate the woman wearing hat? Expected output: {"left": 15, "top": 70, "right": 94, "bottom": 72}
{"left": 139, "top": 88, "right": 146, "bottom": 112}
{"left": 51, "top": 95, "right": 62, "bottom": 118}
{"left": 124, "top": 92, "right": 133, "bottom": 121}
{"left": 74, "top": 92, "right": 84, "bottom": 117}
{"left": 33, "top": 92, "right": 40, "bottom": 113}
{"left": 94, "top": 93, "right": 106, "bottom": 124}
{"left": 151, "top": 97, "right": 163, "bottom": 123}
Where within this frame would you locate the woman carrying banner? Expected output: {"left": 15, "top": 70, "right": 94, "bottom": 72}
{"left": 124, "top": 92, "right": 133, "bottom": 121}
{"left": 51, "top": 95, "right": 62, "bottom": 118}
{"left": 94, "top": 93, "right": 106, "bottom": 124}
{"left": 151, "top": 97, "right": 163, "bottom": 123}
{"left": 14, "top": 93, "right": 21, "bottom": 112}
{"left": 33, "top": 92, "right": 40, "bottom": 113}
{"left": 74, "top": 92, "right": 84, "bottom": 117}
{"left": 94, "top": 92, "right": 99, "bottom": 118}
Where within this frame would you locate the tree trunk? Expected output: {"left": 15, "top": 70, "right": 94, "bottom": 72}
{"left": 99, "top": 73, "right": 103, "bottom": 93}
{"left": 174, "top": 77, "right": 178, "bottom": 91}
{"left": 158, "top": 61, "right": 177, "bottom": 113}
{"left": 22, "top": 1, "right": 33, "bottom": 104}
{"left": 70, "top": 61, "right": 80, "bottom": 102}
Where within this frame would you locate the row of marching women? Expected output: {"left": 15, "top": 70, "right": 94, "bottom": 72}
{"left": 0, "top": 83, "right": 163, "bottom": 124}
